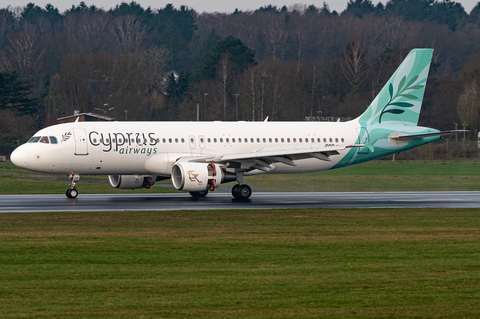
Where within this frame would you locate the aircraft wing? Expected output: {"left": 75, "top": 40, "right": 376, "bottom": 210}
{"left": 184, "top": 144, "right": 362, "bottom": 172}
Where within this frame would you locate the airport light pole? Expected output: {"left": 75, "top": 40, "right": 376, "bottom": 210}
{"left": 234, "top": 93, "right": 239, "bottom": 121}
{"left": 203, "top": 93, "right": 208, "bottom": 121}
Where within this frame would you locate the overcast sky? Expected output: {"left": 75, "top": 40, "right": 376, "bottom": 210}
{"left": 0, "top": 0, "right": 479, "bottom": 14}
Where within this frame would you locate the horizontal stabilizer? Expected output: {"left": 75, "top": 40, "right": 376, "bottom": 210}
{"left": 389, "top": 130, "right": 468, "bottom": 140}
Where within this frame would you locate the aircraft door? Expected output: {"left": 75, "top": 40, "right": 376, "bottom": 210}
{"left": 356, "top": 127, "right": 370, "bottom": 155}
{"left": 73, "top": 128, "right": 88, "bottom": 155}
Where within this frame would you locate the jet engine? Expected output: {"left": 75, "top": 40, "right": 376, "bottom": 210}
{"left": 108, "top": 174, "right": 157, "bottom": 189}
{"left": 171, "top": 162, "right": 226, "bottom": 192}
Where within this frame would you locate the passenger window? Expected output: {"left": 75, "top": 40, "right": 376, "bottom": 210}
{"left": 299, "top": 138, "right": 302, "bottom": 143}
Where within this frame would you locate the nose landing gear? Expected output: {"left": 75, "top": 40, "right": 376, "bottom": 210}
{"left": 66, "top": 173, "right": 80, "bottom": 199}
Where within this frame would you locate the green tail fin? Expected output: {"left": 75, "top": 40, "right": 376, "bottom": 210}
{"left": 358, "top": 49, "right": 433, "bottom": 126}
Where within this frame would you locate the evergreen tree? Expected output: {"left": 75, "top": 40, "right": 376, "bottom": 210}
{"left": 343, "top": 0, "right": 376, "bottom": 18}
{"left": 199, "top": 36, "right": 255, "bottom": 80}
{"left": 0, "top": 71, "right": 38, "bottom": 115}
{"left": 162, "top": 71, "right": 191, "bottom": 120}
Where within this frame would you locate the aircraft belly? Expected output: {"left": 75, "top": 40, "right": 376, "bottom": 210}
{"left": 269, "top": 158, "right": 338, "bottom": 174}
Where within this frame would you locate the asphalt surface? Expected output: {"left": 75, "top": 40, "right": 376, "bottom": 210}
{"left": 1, "top": 191, "right": 480, "bottom": 213}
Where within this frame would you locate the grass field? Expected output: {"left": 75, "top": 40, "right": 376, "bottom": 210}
{"left": 0, "top": 209, "right": 479, "bottom": 318}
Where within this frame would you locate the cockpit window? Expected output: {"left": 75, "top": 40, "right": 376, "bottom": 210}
{"left": 28, "top": 136, "right": 58, "bottom": 144}
{"left": 28, "top": 136, "right": 41, "bottom": 143}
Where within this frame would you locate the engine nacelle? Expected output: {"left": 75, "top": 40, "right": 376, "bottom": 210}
{"left": 171, "top": 162, "right": 222, "bottom": 192}
{"left": 108, "top": 175, "right": 157, "bottom": 189}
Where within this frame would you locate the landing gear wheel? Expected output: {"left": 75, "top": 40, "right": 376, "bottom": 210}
{"left": 66, "top": 188, "right": 78, "bottom": 199}
{"left": 189, "top": 190, "right": 208, "bottom": 198}
{"left": 231, "top": 184, "right": 240, "bottom": 197}
{"left": 66, "top": 173, "right": 80, "bottom": 198}
{"left": 232, "top": 184, "right": 252, "bottom": 200}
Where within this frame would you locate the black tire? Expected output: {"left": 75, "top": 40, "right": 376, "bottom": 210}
{"left": 232, "top": 184, "right": 252, "bottom": 200}
{"left": 231, "top": 184, "right": 240, "bottom": 197}
{"left": 66, "top": 188, "right": 78, "bottom": 199}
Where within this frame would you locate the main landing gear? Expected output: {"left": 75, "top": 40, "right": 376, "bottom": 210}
{"left": 66, "top": 173, "right": 80, "bottom": 199}
{"left": 231, "top": 173, "right": 252, "bottom": 200}
{"left": 231, "top": 184, "right": 252, "bottom": 200}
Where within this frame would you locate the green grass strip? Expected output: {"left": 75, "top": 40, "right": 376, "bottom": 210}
{"left": 0, "top": 209, "right": 479, "bottom": 318}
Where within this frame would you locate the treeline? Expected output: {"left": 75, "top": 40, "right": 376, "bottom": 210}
{"left": 2, "top": 0, "right": 480, "bottom": 154}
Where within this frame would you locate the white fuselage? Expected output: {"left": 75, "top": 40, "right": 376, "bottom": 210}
{"left": 12, "top": 120, "right": 361, "bottom": 176}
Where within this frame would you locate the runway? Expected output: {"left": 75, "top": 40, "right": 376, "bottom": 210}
{"left": 1, "top": 191, "right": 480, "bottom": 213}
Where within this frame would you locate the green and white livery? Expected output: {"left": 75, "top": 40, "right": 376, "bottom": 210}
{"left": 335, "top": 49, "right": 446, "bottom": 168}
{"left": 12, "top": 48, "right": 457, "bottom": 200}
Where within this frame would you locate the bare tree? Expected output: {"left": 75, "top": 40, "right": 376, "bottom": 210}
{"left": 457, "top": 81, "right": 480, "bottom": 134}
{"left": 109, "top": 15, "right": 146, "bottom": 51}
{"left": 339, "top": 39, "right": 370, "bottom": 94}
{"left": 217, "top": 53, "right": 232, "bottom": 120}
{"left": 63, "top": 11, "right": 111, "bottom": 53}
{"left": 2, "top": 30, "right": 44, "bottom": 81}
{"left": 243, "top": 65, "right": 259, "bottom": 121}
{"left": 262, "top": 14, "right": 288, "bottom": 60}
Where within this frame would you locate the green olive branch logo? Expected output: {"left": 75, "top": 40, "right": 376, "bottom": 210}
{"left": 378, "top": 75, "right": 424, "bottom": 123}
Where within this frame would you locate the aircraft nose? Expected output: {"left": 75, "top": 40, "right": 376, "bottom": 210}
{"left": 10, "top": 145, "right": 27, "bottom": 168}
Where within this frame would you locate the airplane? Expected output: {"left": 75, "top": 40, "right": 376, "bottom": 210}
{"left": 10, "top": 48, "right": 458, "bottom": 200}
